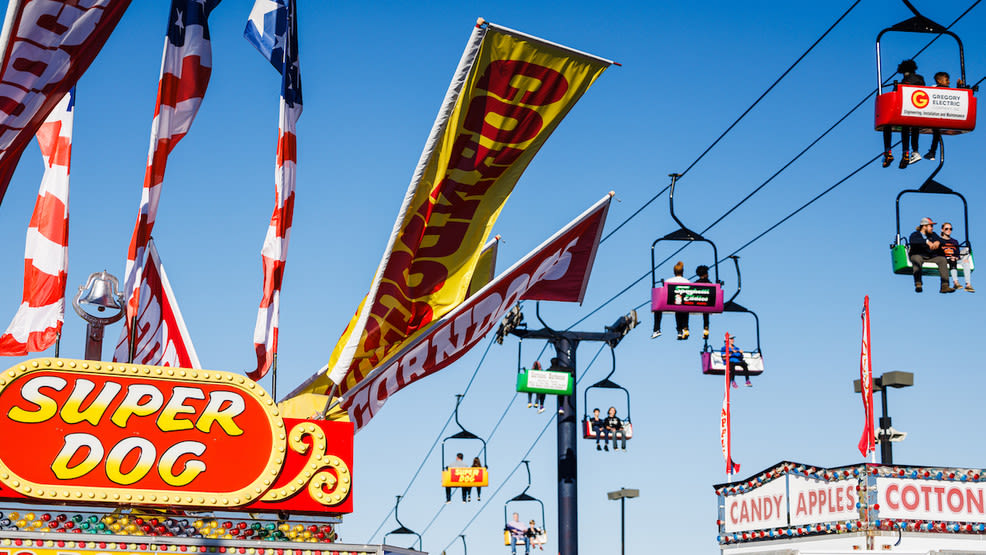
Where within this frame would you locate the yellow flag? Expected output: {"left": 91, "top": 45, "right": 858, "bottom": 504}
{"left": 313, "top": 22, "right": 612, "bottom": 400}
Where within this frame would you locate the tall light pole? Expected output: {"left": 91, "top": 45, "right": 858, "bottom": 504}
{"left": 854, "top": 371, "right": 913, "bottom": 464}
{"left": 607, "top": 488, "right": 639, "bottom": 555}
{"left": 72, "top": 271, "right": 125, "bottom": 361}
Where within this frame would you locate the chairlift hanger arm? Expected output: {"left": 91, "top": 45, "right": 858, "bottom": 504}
{"left": 724, "top": 255, "right": 742, "bottom": 305}
{"left": 875, "top": 6, "right": 966, "bottom": 91}
{"left": 650, "top": 173, "right": 721, "bottom": 287}
{"left": 894, "top": 172, "right": 969, "bottom": 246}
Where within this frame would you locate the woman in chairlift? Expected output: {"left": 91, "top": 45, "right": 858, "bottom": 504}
{"left": 882, "top": 59, "right": 925, "bottom": 169}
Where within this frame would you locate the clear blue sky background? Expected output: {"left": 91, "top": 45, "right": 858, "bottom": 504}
{"left": 1, "top": 1, "right": 985, "bottom": 554}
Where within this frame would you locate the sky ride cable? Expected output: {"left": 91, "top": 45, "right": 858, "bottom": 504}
{"left": 599, "top": 0, "right": 978, "bottom": 247}
{"left": 599, "top": 0, "right": 861, "bottom": 244}
{"left": 437, "top": 343, "right": 608, "bottom": 552}
{"left": 570, "top": 0, "right": 982, "bottom": 330}
{"left": 365, "top": 335, "right": 498, "bottom": 543}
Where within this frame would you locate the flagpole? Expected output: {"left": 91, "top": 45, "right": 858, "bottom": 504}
{"left": 271, "top": 352, "right": 278, "bottom": 400}
{"left": 725, "top": 333, "right": 732, "bottom": 483}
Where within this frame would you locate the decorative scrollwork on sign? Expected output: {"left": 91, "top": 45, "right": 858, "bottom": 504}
{"left": 260, "top": 422, "right": 351, "bottom": 506}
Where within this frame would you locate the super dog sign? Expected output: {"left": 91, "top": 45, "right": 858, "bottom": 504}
{"left": 0, "top": 358, "right": 285, "bottom": 508}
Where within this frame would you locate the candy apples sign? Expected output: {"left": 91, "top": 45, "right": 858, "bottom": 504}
{"left": 0, "top": 358, "right": 352, "bottom": 514}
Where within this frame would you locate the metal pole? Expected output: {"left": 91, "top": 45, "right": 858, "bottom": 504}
{"left": 879, "top": 383, "right": 892, "bottom": 465}
{"left": 553, "top": 335, "right": 578, "bottom": 555}
{"left": 620, "top": 495, "right": 626, "bottom": 555}
{"left": 84, "top": 321, "right": 104, "bottom": 361}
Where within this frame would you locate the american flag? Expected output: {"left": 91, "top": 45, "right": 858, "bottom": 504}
{"left": 244, "top": 0, "right": 302, "bottom": 381}
{"left": 0, "top": 90, "right": 74, "bottom": 355}
{"left": 116, "top": 0, "right": 220, "bottom": 361}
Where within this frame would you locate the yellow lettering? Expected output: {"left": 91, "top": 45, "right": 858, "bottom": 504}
{"left": 105, "top": 437, "right": 155, "bottom": 485}
{"left": 8, "top": 375, "right": 65, "bottom": 423}
{"left": 110, "top": 384, "right": 164, "bottom": 427}
{"left": 194, "top": 391, "right": 245, "bottom": 436}
{"left": 156, "top": 387, "right": 205, "bottom": 432}
{"left": 60, "top": 379, "right": 121, "bottom": 425}
{"left": 51, "top": 433, "right": 103, "bottom": 479}
{"left": 158, "top": 441, "right": 206, "bottom": 486}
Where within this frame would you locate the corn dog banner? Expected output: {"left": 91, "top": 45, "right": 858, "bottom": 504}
{"left": 0, "top": 358, "right": 353, "bottom": 515}
{"left": 289, "top": 194, "right": 610, "bottom": 431}
{"left": 319, "top": 21, "right": 612, "bottom": 400}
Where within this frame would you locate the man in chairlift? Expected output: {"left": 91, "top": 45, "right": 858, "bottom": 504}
{"left": 506, "top": 512, "right": 528, "bottom": 555}
{"left": 908, "top": 217, "right": 953, "bottom": 293}
{"left": 603, "top": 406, "right": 627, "bottom": 452}
{"left": 722, "top": 337, "right": 752, "bottom": 388}
{"left": 445, "top": 453, "right": 467, "bottom": 504}
{"left": 651, "top": 261, "right": 691, "bottom": 340}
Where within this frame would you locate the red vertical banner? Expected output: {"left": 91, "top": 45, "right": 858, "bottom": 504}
{"left": 721, "top": 333, "right": 740, "bottom": 477}
{"left": 858, "top": 296, "right": 875, "bottom": 458}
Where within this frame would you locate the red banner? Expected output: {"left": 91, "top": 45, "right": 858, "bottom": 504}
{"left": 0, "top": 0, "right": 131, "bottom": 204}
{"left": 113, "top": 240, "right": 200, "bottom": 368}
{"left": 337, "top": 193, "right": 612, "bottom": 431}
{"left": 858, "top": 296, "right": 875, "bottom": 457}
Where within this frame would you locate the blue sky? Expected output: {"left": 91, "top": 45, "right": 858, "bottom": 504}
{"left": 1, "top": 1, "right": 986, "bottom": 554}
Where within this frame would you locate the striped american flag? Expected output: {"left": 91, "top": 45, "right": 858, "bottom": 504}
{"left": 244, "top": 0, "right": 302, "bottom": 381}
{"left": 116, "top": 0, "right": 220, "bottom": 362}
{"left": 0, "top": 89, "right": 74, "bottom": 355}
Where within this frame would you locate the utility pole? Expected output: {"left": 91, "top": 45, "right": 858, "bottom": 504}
{"left": 499, "top": 304, "right": 637, "bottom": 555}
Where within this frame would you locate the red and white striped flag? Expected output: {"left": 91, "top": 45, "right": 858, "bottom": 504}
{"left": 0, "top": 90, "right": 74, "bottom": 356}
{"left": 858, "top": 296, "right": 875, "bottom": 458}
{"left": 244, "top": 0, "right": 302, "bottom": 381}
{"left": 117, "top": 0, "right": 220, "bottom": 358}
{"left": 113, "top": 239, "right": 200, "bottom": 368}
{"left": 721, "top": 333, "right": 741, "bottom": 476}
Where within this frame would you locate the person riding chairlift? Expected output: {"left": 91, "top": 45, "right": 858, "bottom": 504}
{"left": 652, "top": 261, "right": 691, "bottom": 340}
{"left": 722, "top": 338, "right": 751, "bottom": 388}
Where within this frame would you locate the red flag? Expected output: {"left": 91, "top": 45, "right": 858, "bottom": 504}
{"left": 282, "top": 193, "right": 612, "bottom": 430}
{"left": 113, "top": 239, "right": 200, "bottom": 368}
{"left": 858, "top": 296, "right": 875, "bottom": 457}
{"left": 0, "top": 90, "right": 74, "bottom": 355}
{"left": 119, "top": 0, "right": 220, "bottom": 357}
{"left": 0, "top": 0, "right": 130, "bottom": 205}
{"left": 721, "top": 333, "right": 740, "bottom": 476}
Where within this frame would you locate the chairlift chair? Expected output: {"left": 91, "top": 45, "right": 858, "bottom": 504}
{"left": 890, "top": 167, "right": 974, "bottom": 277}
{"left": 440, "top": 395, "right": 489, "bottom": 490}
{"left": 503, "top": 460, "right": 548, "bottom": 548}
{"left": 875, "top": 2, "right": 977, "bottom": 135}
{"left": 651, "top": 174, "right": 724, "bottom": 318}
{"left": 701, "top": 256, "right": 765, "bottom": 377}
{"left": 581, "top": 347, "right": 633, "bottom": 441}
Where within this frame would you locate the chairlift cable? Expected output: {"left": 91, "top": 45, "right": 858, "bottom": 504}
{"left": 566, "top": 1, "right": 980, "bottom": 330}
{"left": 599, "top": 0, "right": 978, "bottom": 248}
{"left": 599, "top": 0, "right": 861, "bottom": 244}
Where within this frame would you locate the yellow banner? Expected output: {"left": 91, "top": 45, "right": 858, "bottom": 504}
{"left": 321, "top": 22, "right": 610, "bottom": 398}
